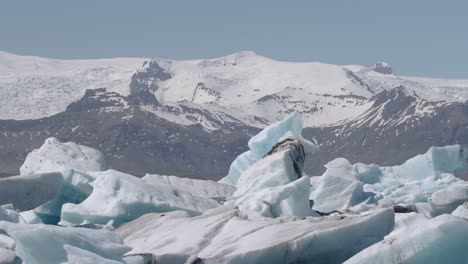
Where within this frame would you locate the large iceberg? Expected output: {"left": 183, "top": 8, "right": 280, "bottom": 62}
{"left": 219, "top": 112, "right": 313, "bottom": 185}
{"left": 226, "top": 131, "right": 318, "bottom": 217}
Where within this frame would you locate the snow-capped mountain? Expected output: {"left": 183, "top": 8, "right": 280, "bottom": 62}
{"left": 0, "top": 51, "right": 145, "bottom": 120}
{"left": 2, "top": 51, "right": 468, "bottom": 178}
{"left": 3, "top": 50, "right": 468, "bottom": 125}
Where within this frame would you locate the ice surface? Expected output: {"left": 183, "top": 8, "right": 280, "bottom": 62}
{"left": 308, "top": 145, "right": 467, "bottom": 213}
{"left": 429, "top": 183, "right": 468, "bottom": 216}
{"left": 226, "top": 132, "right": 318, "bottom": 217}
{"left": 33, "top": 169, "right": 96, "bottom": 224}
{"left": 19, "top": 210, "right": 43, "bottom": 224}
{"left": 142, "top": 174, "right": 236, "bottom": 200}
{"left": 20, "top": 137, "right": 106, "bottom": 176}
{"left": 0, "top": 173, "right": 62, "bottom": 211}
{"left": 354, "top": 163, "right": 382, "bottom": 184}
{"left": 116, "top": 207, "right": 394, "bottom": 264}
{"left": 60, "top": 170, "right": 220, "bottom": 227}
{"left": 452, "top": 202, "right": 468, "bottom": 219}
{"left": 390, "top": 145, "right": 467, "bottom": 180}
{"left": 311, "top": 158, "right": 374, "bottom": 213}
{"left": 0, "top": 206, "right": 23, "bottom": 224}
{"left": 229, "top": 177, "right": 317, "bottom": 217}
{"left": 233, "top": 144, "right": 303, "bottom": 198}
{"left": 247, "top": 112, "right": 303, "bottom": 158}
{"left": 0, "top": 221, "right": 129, "bottom": 264}
{"left": 344, "top": 214, "right": 468, "bottom": 264}
{"left": 220, "top": 112, "right": 307, "bottom": 185}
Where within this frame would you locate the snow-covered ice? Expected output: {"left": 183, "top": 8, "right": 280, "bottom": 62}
{"left": 451, "top": 202, "right": 468, "bottom": 219}
{"left": 344, "top": 214, "right": 468, "bottom": 264}
{"left": 429, "top": 183, "right": 468, "bottom": 216}
{"left": 220, "top": 112, "right": 315, "bottom": 186}
{"left": 116, "top": 207, "right": 394, "bottom": 264}
{"left": 0, "top": 221, "right": 129, "bottom": 264}
{"left": 60, "top": 170, "right": 220, "bottom": 227}
{"left": 310, "top": 158, "right": 374, "bottom": 213}
{"left": 20, "top": 137, "right": 107, "bottom": 176}
{"left": 142, "top": 174, "right": 236, "bottom": 200}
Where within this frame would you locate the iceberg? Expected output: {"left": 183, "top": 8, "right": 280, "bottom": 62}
{"left": 310, "top": 158, "right": 374, "bottom": 213}
{"left": 227, "top": 133, "right": 318, "bottom": 217}
{"left": 15, "top": 138, "right": 107, "bottom": 224}
{"left": 0, "top": 173, "right": 62, "bottom": 211}
{"left": 32, "top": 169, "right": 97, "bottom": 224}
{"left": 60, "top": 170, "right": 220, "bottom": 227}
{"left": 428, "top": 183, "right": 468, "bottom": 216}
{"left": 344, "top": 214, "right": 468, "bottom": 264}
{"left": 0, "top": 232, "right": 20, "bottom": 264}
{"left": 0, "top": 221, "right": 129, "bottom": 264}
{"left": 115, "top": 207, "right": 394, "bottom": 264}
{"left": 20, "top": 137, "right": 106, "bottom": 176}
{"left": 311, "top": 145, "right": 467, "bottom": 212}
{"left": 230, "top": 176, "right": 317, "bottom": 217}
{"left": 452, "top": 202, "right": 468, "bottom": 219}
{"left": 220, "top": 112, "right": 309, "bottom": 185}
{"left": 142, "top": 174, "right": 236, "bottom": 201}
{"left": 0, "top": 205, "right": 24, "bottom": 224}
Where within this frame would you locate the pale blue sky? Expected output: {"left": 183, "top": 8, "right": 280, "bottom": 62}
{"left": 1, "top": 0, "right": 467, "bottom": 78}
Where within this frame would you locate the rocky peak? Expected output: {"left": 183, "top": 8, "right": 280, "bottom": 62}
{"left": 371, "top": 62, "right": 393, "bottom": 75}
{"left": 130, "top": 59, "right": 172, "bottom": 94}
{"left": 66, "top": 88, "right": 128, "bottom": 112}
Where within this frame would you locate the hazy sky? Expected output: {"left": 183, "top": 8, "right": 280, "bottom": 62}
{"left": 1, "top": 0, "right": 467, "bottom": 78}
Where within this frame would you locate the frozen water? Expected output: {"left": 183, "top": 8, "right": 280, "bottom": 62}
{"left": 344, "top": 214, "right": 468, "bottom": 264}
{"left": 429, "top": 183, "right": 468, "bottom": 216}
{"left": 116, "top": 207, "right": 394, "bottom": 264}
{"left": 33, "top": 169, "right": 97, "bottom": 224}
{"left": 0, "top": 173, "right": 62, "bottom": 211}
{"left": 142, "top": 174, "right": 236, "bottom": 200}
{"left": 452, "top": 202, "right": 468, "bottom": 219}
{"left": 229, "top": 177, "right": 318, "bottom": 217}
{"left": 20, "top": 137, "right": 106, "bottom": 176}
{"left": 310, "top": 158, "right": 374, "bottom": 213}
{"left": 0, "top": 221, "right": 129, "bottom": 264}
{"left": 227, "top": 134, "right": 318, "bottom": 217}
{"left": 220, "top": 112, "right": 306, "bottom": 185}
{"left": 0, "top": 205, "right": 23, "bottom": 224}
{"left": 60, "top": 170, "right": 220, "bottom": 227}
